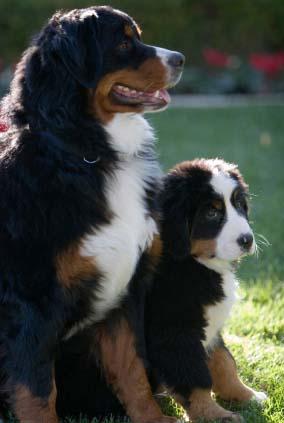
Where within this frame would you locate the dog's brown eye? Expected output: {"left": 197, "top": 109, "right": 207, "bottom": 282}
{"left": 118, "top": 40, "right": 132, "bottom": 51}
{"left": 236, "top": 199, "right": 243, "bottom": 209}
{"left": 235, "top": 192, "right": 248, "bottom": 211}
{"left": 206, "top": 208, "right": 220, "bottom": 219}
{"left": 232, "top": 188, "right": 248, "bottom": 212}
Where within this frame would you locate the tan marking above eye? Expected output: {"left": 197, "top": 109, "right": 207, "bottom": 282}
{"left": 124, "top": 24, "right": 135, "bottom": 38}
{"left": 211, "top": 200, "right": 223, "bottom": 210}
{"left": 125, "top": 23, "right": 141, "bottom": 38}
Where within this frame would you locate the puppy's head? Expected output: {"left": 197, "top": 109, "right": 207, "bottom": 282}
{"left": 161, "top": 159, "right": 255, "bottom": 263}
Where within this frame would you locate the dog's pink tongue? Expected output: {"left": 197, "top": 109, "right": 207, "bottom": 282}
{"left": 112, "top": 84, "right": 171, "bottom": 105}
{"left": 158, "top": 89, "right": 171, "bottom": 104}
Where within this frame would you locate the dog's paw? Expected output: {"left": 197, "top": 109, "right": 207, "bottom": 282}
{"left": 250, "top": 390, "right": 268, "bottom": 404}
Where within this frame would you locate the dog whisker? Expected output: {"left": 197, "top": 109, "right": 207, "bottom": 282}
{"left": 248, "top": 192, "right": 258, "bottom": 198}
{"left": 255, "top": 232, "right": 271, "bottom": 247}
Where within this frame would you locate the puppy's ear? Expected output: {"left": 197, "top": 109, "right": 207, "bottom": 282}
{"left": 160, "top": 175, "right": 191, "bottom": 260}
{"left": 52, "top": 13, "right": 102, "bottom": 88}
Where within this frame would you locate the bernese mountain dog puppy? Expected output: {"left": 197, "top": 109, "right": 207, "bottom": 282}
{"left": 146, "top": 159, "right": 267, "bottom": 422}
{"left": 55, "top": 159, "right": 267, "bottom": 422}
{"left": 0, "top": 6, "right": 184, "bottom": 423}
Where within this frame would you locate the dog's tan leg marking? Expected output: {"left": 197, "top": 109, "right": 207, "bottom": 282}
{"left": 98, "top": 318, "right": 177, "bottom": 423}
{"left": 176, "top": 389, "right": 243, "bottom": 422}
{"left": 208, "top": 346, "right": 265, "bottom": 402}
{"left": 13, "top": 379, "right": 58, "bottom": 423}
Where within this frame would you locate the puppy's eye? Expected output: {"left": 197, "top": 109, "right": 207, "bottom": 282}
{"left": 118, "top": 40, "right": 132, "bottom": 51}
{"left": 206, "top": 208, "right": 220, "bottom": 219}
{"left": 236, "top": 199, "right": 244, "bottom": 209}
{"left": 235, "top": 193, "right": 248, "bottom": 211}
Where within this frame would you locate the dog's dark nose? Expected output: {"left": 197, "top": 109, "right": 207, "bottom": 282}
{"left": 237, "top": 233, "right": 254, "bottom": 251}
{"left": 168, "top": 52, "right": 185, "bottom": 68}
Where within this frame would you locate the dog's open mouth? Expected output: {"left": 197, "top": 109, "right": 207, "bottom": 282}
{"left": 110, "top": 84, "right": 171, "bottom": 110}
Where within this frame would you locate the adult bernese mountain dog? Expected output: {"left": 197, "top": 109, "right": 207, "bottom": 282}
{"left": 55, "top": 159, "right": 267, "bottom": 422}
{"left": 0, "top": 6, "right": 184, "bottom": 422}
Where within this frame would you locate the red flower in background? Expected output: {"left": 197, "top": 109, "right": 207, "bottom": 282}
{"left": 203, "top": 48, "right": 230, "bottom": 68}
{"left": 250, "top": 52, "right": 284, "bottom": 77}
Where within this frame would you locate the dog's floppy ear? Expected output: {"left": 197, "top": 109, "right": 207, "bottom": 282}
{"left": 51, "top": 12, "right": 102, "bottom": 88}
{"left": 160, "top": 175, "right": 191, "bottom": 260}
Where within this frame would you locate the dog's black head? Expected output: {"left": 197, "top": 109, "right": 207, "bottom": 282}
{"left": 3, "top": 6, "right": 184, "bottom": 130}
{"left": 161, "top": 159, "right": 255, "bottom": 263}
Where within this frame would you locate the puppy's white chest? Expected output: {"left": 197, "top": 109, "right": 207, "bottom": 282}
{"left": 80, "top": 159, "right": 157, "bottom": 321}
{"left": 203, "top": 271, "right": 238, "bottom": 348}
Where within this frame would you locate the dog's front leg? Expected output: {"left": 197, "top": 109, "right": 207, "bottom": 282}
{"left": 149, "top": 334, "right": 242, "bottom": 422}
{"left": 97, "top": 317, "right": 177, "bottom": 423}
{"left": 2, "top": 304, "right": 60, "bottom": 423}
{"left": 208, "top": 338, "right": 267, "bottom": 403}
{"left": 11, "top": 376, "right": 58, "bottom": 423}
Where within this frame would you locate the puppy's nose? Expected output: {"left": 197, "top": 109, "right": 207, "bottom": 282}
{"left": 168, "top": 52, "right": 185, "bottom": 68}
{"left": 237, "top": 233, "right": 254, "bottom": 251}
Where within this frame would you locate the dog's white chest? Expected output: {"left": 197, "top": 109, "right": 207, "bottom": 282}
{"left": 203, "top": 271, "right": 238, "bottom": 348}
{"left": 81, "top": 161, "right": 157, "bottom": 320}
{"left": 80, "top": 114, "right": 160, "bottom": 322}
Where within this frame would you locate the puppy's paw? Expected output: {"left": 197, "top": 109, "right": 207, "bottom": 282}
{"left": 250, "top": 390, "right": 268, "bottom": 404}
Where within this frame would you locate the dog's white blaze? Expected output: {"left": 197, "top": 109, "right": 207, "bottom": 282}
{"left": 154, "top": 47, "right": 172, "bottom": 68}
{"left": 78, "top": 114, "right": 160, "bottom": 325}
{"left": 211, "top": 172, "right": 255, "bottom": 261}
{"left": 198, "top": 170, "right": 254, "bottom": 348}
{"left": 154, "top": 47, "right": 183, "bottom": 90}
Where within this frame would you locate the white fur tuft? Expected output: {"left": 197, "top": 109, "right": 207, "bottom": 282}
{"left": 197, "top": 261, "right": 238, "bottom": 349}
{"left": 210, "top": 172, "right": 255, "bottom": 261}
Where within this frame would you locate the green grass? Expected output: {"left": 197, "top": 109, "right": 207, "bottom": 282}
{"left": 8, "top": 106, "right": 284, "bottom": 422}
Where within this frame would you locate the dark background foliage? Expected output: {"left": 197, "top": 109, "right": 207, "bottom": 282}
{"left": 1, "top": 0, "right": 284, "bottom": 64}
{"left": 1, "top": 1, "right": 284, "bottom": 94}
